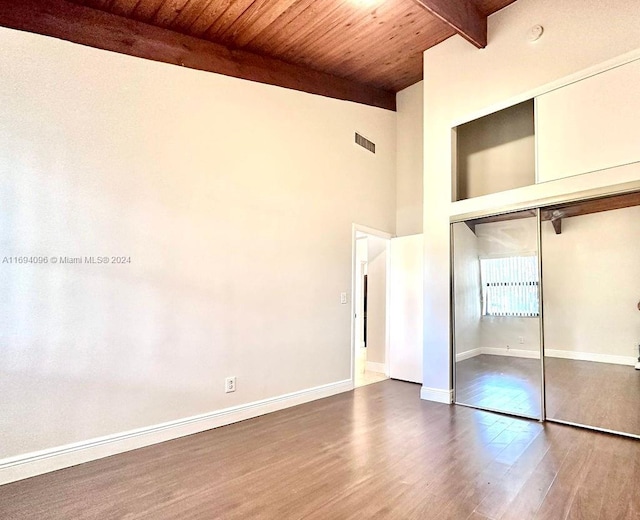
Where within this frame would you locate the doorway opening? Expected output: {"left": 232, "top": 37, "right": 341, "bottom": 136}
{"left": 352, "top": 226, "right": 391, "bottom": 388}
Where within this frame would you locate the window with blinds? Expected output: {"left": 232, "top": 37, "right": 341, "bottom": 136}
{"left": 480, "top": 255, "right": 539, "bottom": 317}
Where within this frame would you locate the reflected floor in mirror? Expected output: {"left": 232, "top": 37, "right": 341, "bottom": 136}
{"left": 456, "top": 355, "right": 541, "bottom": 418}
{"left": 545, "top": 357, "right": 640, "bottom": 436}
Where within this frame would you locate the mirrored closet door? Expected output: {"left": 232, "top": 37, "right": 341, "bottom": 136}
{"left": 452, "top": 209, "right": 543, "bottom": 419}
{"left": 542, "top": 192, "right": 640, "bottom": 437}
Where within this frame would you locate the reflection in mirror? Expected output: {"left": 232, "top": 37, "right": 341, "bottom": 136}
{"left": 453, "top": 210, "right": 542, "bottom": 419}
{"left": 542, "top": 192, "right": 640, "bottom": 436}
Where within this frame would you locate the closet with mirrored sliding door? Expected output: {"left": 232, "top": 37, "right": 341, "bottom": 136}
{"left": 452, "top": 209, "right": 543, "bottom": 420}
{"left": 541, "top": 192, "right": 640, "bottom": 437}
{"left": 449, "top": 56, "right": 640, "bottom": 438}
{"left": 451, "top": 190, "right": 640, "bottom": 439}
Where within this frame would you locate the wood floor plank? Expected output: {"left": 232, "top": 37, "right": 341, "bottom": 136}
{"left": 474, "top": 425, "right": 551, "bottom": 519}
{"left": 467, "top": 513, "right": 493, "bottom": 520}
{"left": 596, "top": 437, "right": 639, "bottom": 520}
{"left": 494, "top": 424, "right": 576, "bottom": 520}
{"left": 563, "top": 435, "right": 614, "bottom": 520}
{"left": 532, "top": 431, "right": 596, "bottom": 520}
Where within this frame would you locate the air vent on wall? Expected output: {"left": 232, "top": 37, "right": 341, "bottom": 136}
{"left": 355, "top": 132, "right": 376, "bottom": 154}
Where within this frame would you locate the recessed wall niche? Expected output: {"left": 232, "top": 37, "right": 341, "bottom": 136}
{"left": 454, "top": 100, "right": 535, "bottom": 201}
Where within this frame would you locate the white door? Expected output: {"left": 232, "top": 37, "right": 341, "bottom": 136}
{"left": 389, "top": 234, "right": 423, "bottom": 383}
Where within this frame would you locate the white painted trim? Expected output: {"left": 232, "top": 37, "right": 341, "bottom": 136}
{"left": 365, "top": 361, "right": 386, "bottom": 374}
{"left": 350, "top": 223, "right": 392, "bottom": 384}
{"left": 383, "top": 236, "right": 391, "bottom": 378}
{"left": 456, "top": 347, "right": 635, "bottom": 366}
{"left": 545, "top": 349, "right": 635, "bottom": 367}
{"left": 456, "top": 348, "right": 482, "bottom": 361}
{"left": 482, "top": 347, "right": 541, "bottom": 359}
{"left": 533, "top": 95, "right": 539, "bottom": 184}
{"left": 352, "top": 223, "right": 394, "bottom": 240}
{"left": 456, "top": 347, "right": 540, "bottom": 361}
{"left": 0, "top": 379, "right": 353, "bottom": 486}
{"left": 350, "top": 226, "right": 358, "bottom": 385}
{"left": 420, "top": 386, "right": 453, "bottom": 404}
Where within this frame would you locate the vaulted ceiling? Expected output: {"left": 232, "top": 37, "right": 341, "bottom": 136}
{"left": 0, "top": 0, "right": 516, "bottom": 110}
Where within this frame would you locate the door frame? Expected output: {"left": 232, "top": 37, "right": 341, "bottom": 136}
{"left": 351, "top": 224, "right": 393, "bottom": 386}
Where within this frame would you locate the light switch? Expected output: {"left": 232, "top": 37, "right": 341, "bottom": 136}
{"left": 340, "top": 292, "right": 348, "bottom": 304}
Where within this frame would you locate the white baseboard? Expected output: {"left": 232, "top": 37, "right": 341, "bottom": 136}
{"left": 365, "top": 361, "right": 386, "bottom": 374}
{"left": 456, "top": 348, "right": 482, "bottom": 361}
{"left": 545, "top": 349, "right": 636, "bottom": 366}
{"left": 456, "top": 347, "right": 540, "bottom": 361}
{"left": 0, "top": 379, "right": 353, "bottom": 486}
{"left": 420, "top": 386, "right": 453, "bottom": 404}
{"left": 482, "top": 347, "right": 541, "bottom": 359}
{"left": 456, "top": 347, "right": 635, "bottom": 366}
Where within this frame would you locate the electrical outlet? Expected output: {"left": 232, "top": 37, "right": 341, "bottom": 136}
{"left": 506, "top": 345, "right": 510, "bottom": 350}
{"left": 518, "top": 336, "right": 524, "bottom": 344}
{"left": 225, "top": 376, "right": 236, "bottom": 393}
{"left": 340, "top": 292, "right": 348, "bottom": 304}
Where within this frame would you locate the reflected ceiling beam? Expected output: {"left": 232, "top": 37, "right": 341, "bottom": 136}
{"left": 0, "top": 0, "right": 396, "bottom": 111}
{"left": 413, "top": 0, "right": 487, "bottom": 48}
{"left": 465, "top": 190, "right": 640, "bottom": 236}
{"left": 542, "top": 191, "right": 640, "bottom": 235}
{"left": 550, "top": 216, "right": 562, "bottom": 235}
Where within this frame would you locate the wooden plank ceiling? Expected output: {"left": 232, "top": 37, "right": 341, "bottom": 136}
{"left": 0, "top": 0, "right": 516, "bottom": 109}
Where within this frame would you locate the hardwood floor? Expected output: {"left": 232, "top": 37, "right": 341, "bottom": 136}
{"left": 546, "top": 357, "right": 640, "bottom": 437}
{"left": 456, "top": 355, "right": 542, "bottom": 418}
{"left": 2, "top": 380, "right": 640, "bottom": 519}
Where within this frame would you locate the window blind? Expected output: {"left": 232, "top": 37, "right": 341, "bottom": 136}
{"left": 480, "top": 256, "right": 539, "bottom": 317}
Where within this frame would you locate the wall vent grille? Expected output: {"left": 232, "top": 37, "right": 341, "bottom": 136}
{"left": 355, "top": 132, "right": 376, "bottom": 154}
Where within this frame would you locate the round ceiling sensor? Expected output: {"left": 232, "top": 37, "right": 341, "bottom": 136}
{"left": 528, "top": 25, "right": 544, "bottom": 42}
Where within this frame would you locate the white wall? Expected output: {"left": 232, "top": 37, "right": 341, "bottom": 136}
{"left": 422, "top": 0, "right": 640, "bottom": 401}
{"left": 0, "top": 26, "right": 396, "bottom": 477}
{"left": 396, "top": 81, "right": 423, "bottom": 236}
{"left": 366, "top": 236, "right": 387, "bottom": 365}
{"left": 543, "top": 206, "right": 640, "bottom": 362}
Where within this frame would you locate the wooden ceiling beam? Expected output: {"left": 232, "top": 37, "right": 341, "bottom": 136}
{"left": 465, "top": 191, "right": 640, "bottom": 236}
{"left": 0, "top": 0, "right": 396, "bottom": 111}
{"left": 413, "top": 0, "right": 487, "bottom": 49}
